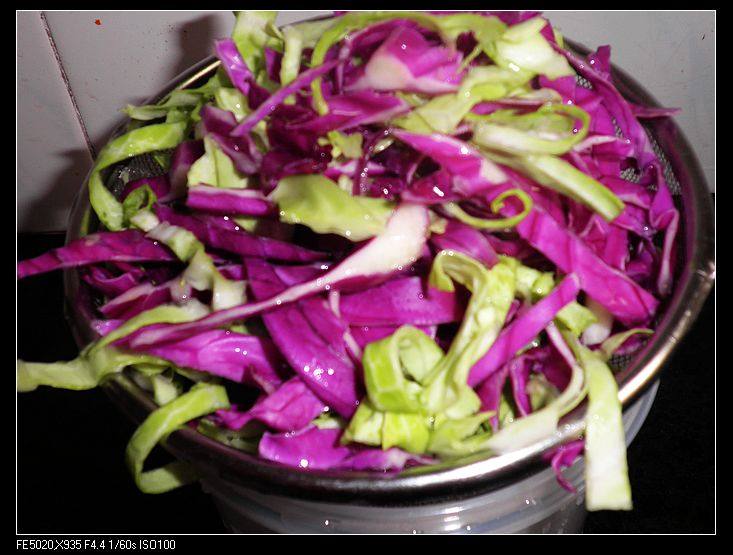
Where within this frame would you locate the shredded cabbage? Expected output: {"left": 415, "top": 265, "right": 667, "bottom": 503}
{"left": 17, "top": 11, "right": 681, "bottom": 510}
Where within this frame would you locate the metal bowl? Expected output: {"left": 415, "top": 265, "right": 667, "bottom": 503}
{"left": 63, "top": 35, "right": 715, "bottom": 505}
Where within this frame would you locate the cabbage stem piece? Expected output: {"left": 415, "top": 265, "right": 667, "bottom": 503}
{"left": 444, "top": 189, "right": 533, "bottom": 230}
{"left": 563, "top": 331, "right": 632, "bottom": 511}
{"left": 125, "top": 383, "right": 229, "bottom": 493}
{"left": 89, "top": 122, "right": 188, "bottom": 231}
{"left": 270, "top": 174, "right": 395, "bottom": 241}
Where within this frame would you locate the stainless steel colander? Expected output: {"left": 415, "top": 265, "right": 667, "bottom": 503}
{"left": 62, "top": 34, "right": 714, "bottom": 505}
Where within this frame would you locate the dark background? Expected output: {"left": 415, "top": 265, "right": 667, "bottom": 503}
{"left": 17, "top": 233, "right": 715, "bottom": 534}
